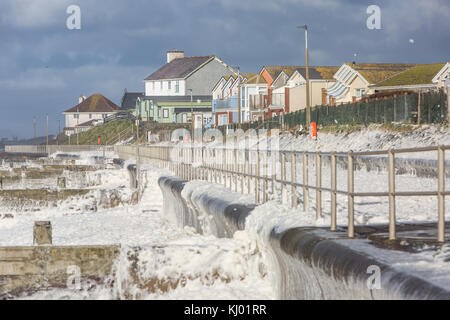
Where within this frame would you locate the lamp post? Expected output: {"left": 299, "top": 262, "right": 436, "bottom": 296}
{"left": 297, "top": 24, "right": 311, "bottom": 127}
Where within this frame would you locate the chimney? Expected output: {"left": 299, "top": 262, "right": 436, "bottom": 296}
{"left": 167, "top": 50, "right": 184, "bottom": 63}
{"left": 78, "top": 95, "right": 85, "bottom": 104}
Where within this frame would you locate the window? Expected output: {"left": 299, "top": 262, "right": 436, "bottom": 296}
{"left": 168, "top": 81, "right": 171, "bottom": 90}
{"left": 163, "top": 109, "right": 169, "bottom": 118}
{"left": 158, "top": 108, "right": 162, "bottom": 118}
{"left": 172, "top": 113, "right": 176, "bottom": 122}
{"left": 73, "top": 114, "right": 79, "bottom": 119}
{"left": 356, "top": 88, "right": 366, "bottom": 98}
{"left": 89, "top": 114, "right": 92, "bottom": 119}
{"left": 160, "top": 81, "right": 163, "bottom": 90}
{"left": 152, "top": 82, "right": 155, "bottom": 91}
{"left": 175, "top": 80, "right": 179, "bottom": 93}
{"left": 102, "top": 114, "right": 108, "bottom": 119}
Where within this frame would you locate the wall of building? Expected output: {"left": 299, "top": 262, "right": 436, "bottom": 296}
{"left": 144, "top": 79, "right": 186, "bottom": 96}
{"left": 289, "top": 80, "right": 336, "bottom": 112}
{"left": 185, "top": 59, "right": 235, "bottom": 96}
{"left": 64, "top": 112, "right": 116, "bottom": 128}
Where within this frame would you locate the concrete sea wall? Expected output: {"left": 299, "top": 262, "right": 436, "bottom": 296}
{"left": 0, "top": 245, "right": 120, "bottom": 298}
{"left": 158, "top": 176, "right": 450, "bottom": 300}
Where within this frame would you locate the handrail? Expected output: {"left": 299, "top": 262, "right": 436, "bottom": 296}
{"left": 114, "top": 143, "right": 448, "bottom": 243}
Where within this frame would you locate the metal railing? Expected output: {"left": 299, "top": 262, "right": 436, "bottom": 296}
{"left": 5, "top": 145, "right": 114, "bottom": 155}
{"left": 115, "top": 143, "right": 449, "bottom": 242}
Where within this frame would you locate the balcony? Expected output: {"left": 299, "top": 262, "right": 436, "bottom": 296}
{"left": 214, "top": 97, "right": 238, "bottom": 110}
{"left": 249, "top": 94, "right": 268, "bottom": 111}
{"left": 271, "top": 93, "right": 285, "bottom": 107}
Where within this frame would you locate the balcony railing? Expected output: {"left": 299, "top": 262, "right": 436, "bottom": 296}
{"left": 249, "top": 94, "right": 268, "bottom": 111}
{"left": 215, "top": 97, "right": 239, "bottom": 110}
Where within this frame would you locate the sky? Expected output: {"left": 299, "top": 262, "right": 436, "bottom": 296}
{"left": 0, "top": 0, "right": 449, "bottom": 139}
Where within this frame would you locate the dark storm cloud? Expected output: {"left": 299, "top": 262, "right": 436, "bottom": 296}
{"left": 0, "top": 0, "right": 448, "bottom": 138}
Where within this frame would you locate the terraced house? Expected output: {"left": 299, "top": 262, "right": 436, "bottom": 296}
{"left": 372, "top": 62, "right": 450, "bottom": 92}
{"left": 242, "top": 65, "right": 338, "bottom": 121}
{"left": 211, "top": 73, "right": 256, "bottom": 126}
{"left": 326, "top": 63, "right": 416, "bottom": 104}
{"left": 123, "top": 50, "right": 236, "bottom": 127}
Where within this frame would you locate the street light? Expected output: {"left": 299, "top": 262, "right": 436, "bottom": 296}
{"left": 297, "top": 24, "right": 311, "bottom": 127}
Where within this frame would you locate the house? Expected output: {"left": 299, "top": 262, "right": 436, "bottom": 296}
{"left": 140, "top": 50, "right": 236, "bottom": 125}
{"left": 326, "top": 63, "right": 415, "bottom": 104}
{"left": 270, "top": 66, "right": 338, "bottom": 114}
{"left": 240, "top": 74, "right": 269, "bottom": 122}
{"left": 242, "top": 65, "right": 337, "bottom": 120}
{"left": 137, "top": 95, "right": 213, "bottom": 125}
{"left": 371, "top": 62, "right": 450, "bottom": 92}
{"left": 62, "top": 94, "right": 121, "bottom": 136}
{"left": 211, "top": 73, "right": 256, "bottom": 126}
{"left": 120, "top": 89, "right": 144, "bottom": 110}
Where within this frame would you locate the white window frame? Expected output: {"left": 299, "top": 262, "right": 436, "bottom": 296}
{"left": 158, "top": 108, "right": 162, "bottom": 118}
{"left": 163, "top": 109, "right": 169, "bottom": 118}
{"left": 175, "top": 80, "right": 179, "bottom": 93}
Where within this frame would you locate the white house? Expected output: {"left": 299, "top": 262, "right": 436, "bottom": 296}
{"left": 62, "top": 94, "right": 121, "bottom": 136}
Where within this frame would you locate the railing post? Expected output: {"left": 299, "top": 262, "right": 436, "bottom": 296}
{"left": 291, "top": 152, "right": 297, "bottom": 208}
{"left": 234, "top": 136, "right": 238, "bottom": 192}
{"left": 303, "top": 152, "right": 309, "bottom": 212}
{"left": 223, "top": 146, "right": 227, "bottom": 187}
{"left": 388, "top": 149, "right": 396, "bottom": 240}
{"left": 255, "top": 149, "right": 260, "bottom": 204}
{"left": 330, "top": 152, "right": 337, "bottom": 231}
{"left": 316, "top": 153, "right": 322, "bottom": 219}
{"left": 263, "top": 150, "right": 268, "bottom": 203}
{"left": 247, "top": 147, "right": 251, "bottom": 194}
{"left": 272, "top": 149, "right": 276, "bottom": 197}
{"left": 438, "top": 145, "right": 445, "bottom": 242}
{"left": 241, "top": 148, "right": 245, "bottom": 194}
{"left": 347, "top": 152, "right": 355, "bottom": 238}
{"left": 281, "top": 152, "right": 286, "bottom": 204}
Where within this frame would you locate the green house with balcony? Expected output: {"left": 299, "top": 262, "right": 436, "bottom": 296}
{"left": 136, "top": 95, "right": 212, "bottom": 125}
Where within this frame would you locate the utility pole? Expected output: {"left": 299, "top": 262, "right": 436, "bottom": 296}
{"left": 58, "top": 120, "right": 60, "bottom": 145}
{"left": 76, "top": 106, "right": 79, "bottom": 145}
{"left": 46, "top": 113, "right": 49, "bottom": 147}
{"left": 297, "top": 25, "right": 311, "bottom": 127}
{"left": 33, "top": 116, "right": 36, "bottom": 145}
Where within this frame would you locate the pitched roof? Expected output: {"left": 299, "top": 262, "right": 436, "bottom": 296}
{"left": 121, "top": 92, "right": 144, "bottom": 110}
{"left": 242, "top": 74, "right": 268, "bottom": 85}
{"left": 63, "top": 94, "right": 121, "bottom": 113}
{"left": 344, "top": 63, "right": 416, "bottom": 84}
{"left": 144, "top": 55, "right": 215, "bottom": 81}
{"left": 263, "top": 66, "right": 302, "bottom": 81}
{"left": 292, "top": 66, "right": 339, "bottom": 80}
{"left": 374, "top": 63, "right": 447, "bottom": 87}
